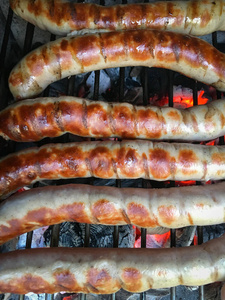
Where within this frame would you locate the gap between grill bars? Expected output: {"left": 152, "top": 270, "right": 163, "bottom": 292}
{"left": 0, "top": 1, "right": 225, "bottom": 300}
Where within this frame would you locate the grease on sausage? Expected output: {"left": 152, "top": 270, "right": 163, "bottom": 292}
{"left": 1, "top": 140, "right": 225, "bottom": 199}
{"left": 9, "top": 0, "right": 225, "bottom": 36}
{"left": 1, "top": 97, "right": 225, "bottom": 142}
{"left": 8, "top": 30, "right": 225, "bottom": 99}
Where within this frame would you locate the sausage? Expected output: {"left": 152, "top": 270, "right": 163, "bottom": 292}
{"left": 8, "top": 30, "right": 225, "bottom": 100}
{"left": 1, "top": 96, "right": 225, "bottom": 142}
{"left": 1, "top": 140, "right": 225, "bottom": 199}
{"left": 1, "top": 182, "right": 225, "bottom": 246}
{"left": 1, "top": 235, "right": 225, "bottom": 294}
{"left": 9, "top": 0, "right": 225, "bottom": 36}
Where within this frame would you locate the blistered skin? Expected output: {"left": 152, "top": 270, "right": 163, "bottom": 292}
{"left": 1, "top": 237, "right": 225, "bottom": 294}
{"left": 9, "top": 0, "right": 225, "bottom": 36}
{"left": 1, "top": 182, "right": 225, "bottom": 245}
{"left": 1, "top": 97, "right": 225, "bottom": 142}
{"left": 1, "top": 140, "right": 225, "bottom": 199}
{"left": 8, "top": 30, "right": 225, "bottom": 100}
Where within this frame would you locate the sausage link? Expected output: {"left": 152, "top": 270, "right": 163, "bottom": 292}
{"left": 8, "top": 30, "right": 225, "bottom": 100}
{"left": 1, "top": 236, "right": 225, "bottom": 293}
{"left": 9, "top": 0, "right": 225, "bottom": 36}
{"left": 1, "top": 96, "right": 225, "bottom": 142}
{"left": 1, "top": 140, "right": 225, "bottom": 199}
{"left": 1, "top": 182, "right": 225, "bottom": 245}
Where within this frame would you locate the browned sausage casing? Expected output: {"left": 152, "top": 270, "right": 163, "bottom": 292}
{"left": 1, "top": 140, "right": 225, "bottom": 199}
{"left": 1, "top": 97, "right": 225, "bottom": 142}
{"left": 8, "top": 30, "right": 225, "bottom": 100}
{"left": 9, "top": 0, "right": 225, "bottom": 36}
{"left": 1, "top": 182, "right": 225, "bottom": 246}
{"left": 1, "top": 236, "right": 225, "bottom": 294}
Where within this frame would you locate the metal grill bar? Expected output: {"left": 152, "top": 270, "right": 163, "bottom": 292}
{"left": 170, "top": 229, "right": 176, "bottom": 300}
{"left": 0, "top": 7, "right": 13, "bottom": 70}
{"left": 167, "top": 68, "right": 177, "bottom": 300}
{"left": 168, "top": 70, "right": 174, "bottom": 107}
{"left": 23, "top": 23, "right": 34, "bottom": 56}
{"left": 0, "top": 7, "right": 13, "bottom": 110}
{"left": 193, "top": 80, "right": 198, "bottom": 106}
{"left": 212, "top": 32, "right": 225, "bottom": 147}
{"left": 50, "top": 224, "right": 61, "bottom": 247}
{"left": 93, "top": 70, "right": 100, "bottom": 100}
{"left": 139, "top": 66, "right": 149, "bottom": 300}
{"left": 142, "top": 67, "right": 149, "bottom": 106}
{"left": 14, "top": 10, "right": 37, "bottom": 258}
{"left": 197, "top": 227, "right": 204, "bottom": 300}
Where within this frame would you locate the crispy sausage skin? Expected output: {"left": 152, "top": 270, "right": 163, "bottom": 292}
{"left": 1, "top": 96, "right": 225, "bottom": 142}
{"left": 1, "top": 236, "right": 225, "bottom": 293}
{"left": 8, "top": 30, "right": 225, "bottom": 100}
{"left": 1, "top": 182, "right": 225, "bottom": 245}
{"left": 9, "top": 0, "right": 225, "bottom": 36}
{"left": 1, "top": 140, "right": 225, "bottom": 199}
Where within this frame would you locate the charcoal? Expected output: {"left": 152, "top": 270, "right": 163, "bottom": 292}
{"left": 203, "top": 224, "right": 225, "bottom": 242}
{"left": 44, "top": 223, "right": 135, "bottom": 248}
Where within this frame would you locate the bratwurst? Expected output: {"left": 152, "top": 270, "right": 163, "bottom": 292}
{"left": 1, "top": 236, "right": 225, "bottom": 293}
{"left": 1, "top": 140, "right": 225, "bottom": 199}
{"left": 0, "top": 97, "right": 225, "bottom": 142}
{"left": 9, "top": 30, "right": 225, "bottom": 99}
{"left": 9, "top": 0, "right": 225, "bottom": 36}
{"left": 1, "top": 182, "right": 225, "bottom": 245}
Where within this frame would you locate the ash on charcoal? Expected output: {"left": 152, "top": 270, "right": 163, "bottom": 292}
{"left": 0, "top": 294, "right": 19, "bottom": 300}
{"left": 44, "top": 223, "right": 135, "bottom": 248}
{"left": 17, "top": 227, "right": 48, "bottom": 250}
{"left": 1, "top": 293, "right": 46, "bottom": 300}
{"left": 24, "top": 294, "right": 45, "bottom": 300}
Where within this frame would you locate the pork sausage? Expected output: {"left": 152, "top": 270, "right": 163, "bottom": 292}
{"left": 0, "top": 236, "right": 225, "bottom": 293}
{"left": 9, "top": 0, "right": 225, "bottom": 36}
{"left": 1, "top": 182, "right": 225, "bottom": 245}
{"left": 8, "top": 30, "right": 225, "bottom": 99}
{"left": 1, "top": 96, "right": 225, "bottom": 142}
{"left": 1, "top": 140, "right": 225, "bottom": 199}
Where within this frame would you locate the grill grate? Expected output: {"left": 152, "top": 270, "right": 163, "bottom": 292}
{"left": 1, "top": 1, "right": 225, "bottom": 300}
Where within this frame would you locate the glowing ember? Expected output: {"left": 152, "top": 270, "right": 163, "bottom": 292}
{"left": 150, "top": 86, "right": 209, "bottom": 108}
{"left": 201, "top": 139, "right": 217, "bottom": 146}
{"left": 134, "top": 230, "right": 171, "bottom": 248}
{"left": 175, "top": 180, "right": 196, "bottom": 187}
{"left": 173, "top": 90, "right": 208, "bottom": 108}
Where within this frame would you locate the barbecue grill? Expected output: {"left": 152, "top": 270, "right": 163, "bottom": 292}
{"left": 1, "top": 0, "right": 225, "bottom": 299}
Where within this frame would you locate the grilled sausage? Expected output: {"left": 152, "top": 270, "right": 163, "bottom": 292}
{"left": 8, "top": 30, "right": 225, "bottom": 100}
{"left": 1, "top": 140, "right": 225, "bottom": 199}
{"left": 1, "top": 235, "right": 225, "bottom": 294}
{"left": 9, "top": 0, "right": 225, "bottom": 36}
{"left": 1, "top": 96, "right": 225, "bottom": 142}
{"left": 1, "top": 182, "right": 225, "bottom": 246}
